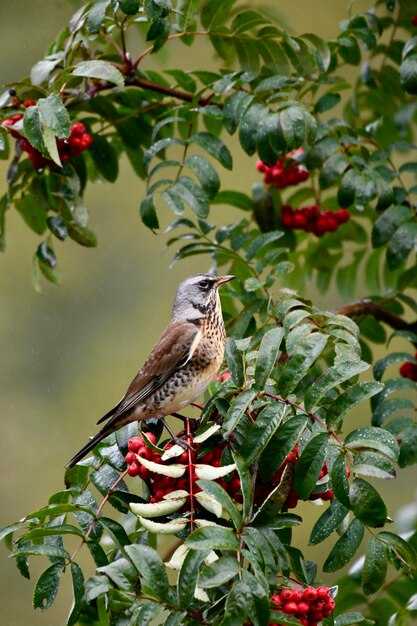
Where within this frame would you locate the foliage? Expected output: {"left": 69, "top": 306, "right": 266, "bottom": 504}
{"left": 1, "top": 0, "right": 417, "bottom": 625}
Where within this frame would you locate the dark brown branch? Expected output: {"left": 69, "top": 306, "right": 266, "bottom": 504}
{"left": 334, "top": 300, "right": 417, "bottom": 334}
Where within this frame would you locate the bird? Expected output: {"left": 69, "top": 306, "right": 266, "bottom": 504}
{"left": 65, "top": 273, "right": 235, "bottom": 468}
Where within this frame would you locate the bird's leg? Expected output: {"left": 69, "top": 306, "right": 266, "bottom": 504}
{"left": 172, "top": 412, "right": 202, "bottom": 433}
{"left": 162, "top": 417, "right": 194, "bottom": 451}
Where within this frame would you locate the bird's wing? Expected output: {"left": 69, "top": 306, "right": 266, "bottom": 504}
{"left": 96, "top": 321, "right": 201, "bottom": 424}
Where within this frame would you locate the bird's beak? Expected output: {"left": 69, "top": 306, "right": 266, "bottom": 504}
{"left": 215, "top": 275, "right": 236, "bottom": 286}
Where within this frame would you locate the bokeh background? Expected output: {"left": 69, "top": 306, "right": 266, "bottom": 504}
{"left": 1, "top": 1, "right": 415, "bottom": 624}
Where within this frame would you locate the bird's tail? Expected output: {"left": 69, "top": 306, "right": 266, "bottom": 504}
{"left": 65, "top": 423, "right": 115, "bottom": 469}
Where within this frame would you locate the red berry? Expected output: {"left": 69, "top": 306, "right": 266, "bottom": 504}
{"left": 144, "top": 432, "right": 156, "bottom": 445}
{"left": 289, "top": 590, "right": 302, "bottom": 603}
{"left": 293, "top": 211, "right": 308, "bottom": 228}
{"left": 128, "top": 437, "right": 143, "bottom": 452}
{"left": 283, "top": 602, "right": 298, "bottom": 615}
{"left": 279, "top": 589, "right": 293, "bottom": 602}
{"left": 400, "top": 361, "right": 417, "bottom": 381}
{"left": 125, "top": 451, "right": 136, "bottom": 465}
{"left": 286, "top": 489, "right": 299, "bottom": 508}
{"left": 271, "top": 594, "right": 281, "bottom": 605}
{"left": 127, "top": 461, "right": 141, "bottom": 477}
{"left": 334, "top": 208, "right": 350, "bottom": 223}
{"left": 256, "top": 159, "right": 266, "bottom": 172}
{"left": 317, "top": 586, "right": 330, "bottom": 600}
{"left": 70, "top": 122, "right": 86, "bottom": 137}
{"left": 302, "top": 587, "right": 318, "bottom": 602}
{"left": 313, "top": 216, "right": 329, "bottom": 237}
{"left": 412, "top": 15, "right": 417, "bottom": 26}
{"left": 321, "top": 489, "right": 334, "bottom": 501}
{"left": 297, "top": 602, "right": 309, "bottom": 616}
{"left": 23, "top": 98, "right": 36, "bottom": 108}
{"left": 138, "top": 466, "right": 150, "bottom": 480}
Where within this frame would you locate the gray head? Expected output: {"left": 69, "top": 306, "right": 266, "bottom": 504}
{"left": 171, "top": 274, "right": 235, "bottom": 322}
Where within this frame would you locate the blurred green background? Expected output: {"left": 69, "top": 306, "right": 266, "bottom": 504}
{"left": 1, "top": 1, "right": 415, "bottom": 624}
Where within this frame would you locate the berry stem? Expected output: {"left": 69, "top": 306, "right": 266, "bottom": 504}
{"left": 187, "top": 419, "right": 195, "bottom": 531}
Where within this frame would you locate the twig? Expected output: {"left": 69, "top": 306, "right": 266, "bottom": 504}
{"left": 334, "top": 300, "right": 417, "bottom": 335}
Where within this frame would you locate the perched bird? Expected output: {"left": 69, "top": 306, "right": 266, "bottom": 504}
{"left": 66, "top": 273, "right": 235, "bottom": 468}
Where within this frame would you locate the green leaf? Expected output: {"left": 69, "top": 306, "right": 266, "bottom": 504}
{"left": 331, "top": 452, "right": 351, "bottom": 508}
{"left": 197, "top": 479, "right": 242, "bottom": 529}
{"left": 278, "top": 333, "right": 328, "bottom": 397}
{"left": 73, "top": 60, "right": 124, "bottom": 86}
{"left": 378, "top": 531, "right": 417, "bottom": 569}
{"left": 38, "top": 94, "right": 70, "bottom": 139}
{"left": 335, "top": 613, "right": 373, "bottom": 626}
{"left": 185, "top": 155, "right": 220, "bottom": 199}
{"left": 89, "top": 134, "right": 119, "bottom": 182}
{"left": 98, "top": 558, "right": 137, "bottom": 591}
{"left": 362, "top": 536, "right": 387, "bottom": 595}
{"left": 310, "top": 499, "right": 350, "bottom": 545}
{"left": 294, "top": 432, "right": 329, "bottom": 499}
{"left": 186, "top": 526, "right": 240, "bottom": 551}
{"left": 254, "top": 327, "right": 284, "bottom": 389}
{"left": 374, "top": 351, "right": 416, "bottom": 381}
{"left": 119, "top": 0, "right": 139, "bottom": 15}
{"left": 224, "top": 337, "right": 245, "bottom": 386}
{"left": 33, "top": 562, "right": 63, "bottom": 610}
{"left": 198, "top": 556, "right": 240, "bottom": 588}
{"left": 314, "top": 93, "right": 341, "bottom": 113}
{"left": 13, "top": 543, "right": 70, "bottom": 559}
{"left": 372, "top": 205, "right": 412, "bottom": 248}
{"left": 259, "top": 414, "right": 308, "bottom": 482}
{"left": 98, "top": 517, "right": 131, "bottom": 549}
{"left": 398, "top": 425, "right": 417, "bottom": 468}
{"left": 201, "top": 0, "right": 235, "bottom": 29}
{"left": 323, "top": 519, "right": 364, "bottom": 572}
{"left": 15, "top": 194, "right": 47, "bottom": 234}
{"left": 87, "top": 0, "right": 110, "bottom": 33}
{"left": 223, "top": 390, "right": 257, "bottom": 436}
{"left": 328, "top": 381, "right": 384, "bottom": 429}
{"left": 345, "top": 427, "right": 399, "bottom": 462}
{"left": 67, "top": 223, "right": 98, "bottom": 247}
{"left": 125, "top": 544, "right": 169, "bottom": 600}
{"left": 189, "top": 132, "right": 233, "bottom": 169}
{"left": 349, "top": 478, "right": 387, "bottom": 527}
{"left": 387, "top": 221, "right": 417, "bottom": 270}
{"left": 353, "top": 451, "right": 396, "bottom": 480}
{"left": 23, "top": 106, "right": 45, "bottom": 153}
{"left": 67, "top": 563, "right": 85, "bottom": 626}
{"left": 178, "top": 549, "right": 208, "bottom": 606}
{"left": 21, "top": 524, "right": 84, "bottom": 541}
{"left": 140, "top": 194, "right": 160, "bottom": 231}
{"left": 239, "top": 402, "right": 288, "bottom": 467}
{"left": 400, "top": 53, "right": 417, "bottom": 95}
{"left": 220, "top": 580, "right": 251, "bottom": 626}
{"left": 213, "top": 190, "right": 253, "bottom": 210}
{"left": 372, "top": 397, "right": 415, "bottom": 427}
{"left": 176, "top": 0, "right": 199, "bottom": 45}
{"left": 304, "top": 358, "right": 369, "bottom": 411}
{"left": 223, "top": 91, "right": 254, "bottom": 134}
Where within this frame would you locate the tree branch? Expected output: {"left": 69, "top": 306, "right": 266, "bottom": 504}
{"left": 334, "top": 299, "right": 417, "bottom": 334}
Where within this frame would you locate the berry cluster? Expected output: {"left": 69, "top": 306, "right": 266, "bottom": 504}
{"left": 257, "top": 151, "right": 309, "bottom": 189}
{"left": 125, "top": 434, "right": 242, "bottom": 506}
{"left": 281, "top": 204, "right": 350, "bottom": 237}
{"left": 399, "top": 352, "right": 417, "bottom": 381}
{"left": 255, "top": 446, "right": 339, "bottom": 509}
{"left": 1, "top": 104, "right": 92, "bottom": 170}
{"left": 270, "top": 586, "right": 336, "bottom": 626}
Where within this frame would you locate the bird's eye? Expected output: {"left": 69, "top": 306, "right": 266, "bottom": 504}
{"left": 199, "top": 279, "right": 210, "bottom": 290}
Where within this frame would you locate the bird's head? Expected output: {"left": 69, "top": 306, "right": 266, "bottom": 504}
{"left": 172, "top": 274, "right": 235, "bottom": 323}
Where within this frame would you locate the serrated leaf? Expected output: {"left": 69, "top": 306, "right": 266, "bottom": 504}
{"left": 38, "top": 94, "right": 70, "bottom": 139}
{"left": 277, "top": 332, "right": 328, "bottom": 397}
{"left": 125, "top": 544, "right": 169, "bottom": 599}
{"left": 349, "top": 478, "right": 387, "bottom": 527}
{"left": 223, "top": 390, "right": 257, "bottom": 436}
{"left": 185, "top": 154, "right": 220, "bottom": 199}
{"left": 189, "top": 132, "right": 233, "bottom": 169}
{"left": 371, "top": 205, "right": 412, "bottom": 248}
{"left": 378, "top": 531, "right": 417, "bottom": 569}
{"left": 335, "top": 613, "right": 373, "bottom": 626}
{"left": 178, "top": 549, "right": 208, "bottom": 606}
{"left": 130, "top": 494, "right": 187, "bottom": 518}
{"left": 239, "top": 403, "right": 287, "bottom": 467}
{"left": 345, "top": 427, "right": 399, "bottom": 461}
{"left": 138, "top": 516, "right": 188, "bottom": 534}
{"left": 331, "top": 453, "right": 351, "bottom": 508}
{"left": 254, "top": 327, "right": 284, "bottom": 388}
{"left": 73, "top": 60, "right": 124, "bottom": 86}
{"left": 259, "top": 414, "right": 308, "bottom": 482}
{"left": 186, "top": 526, "right": 240, "bottom": 551}
{"left": 305, "top": 358, "right": 369, "bottom": 411}
{"left": 196, "top": 479, "right": 242, "bottom": 529}
{"left": 329, "top": 381, "right": 384, "bottom": 429}
{"left": 310, "top": 499, "right": 350, "bottom": 545}
{"left": 98, "top": 558, "right": 137, "bottom": 591}
{"left": 33, "top": 563, "right": 63, "bottom": 610}
{"left": 199, "top": 556, "right": 240, "bottom": 588}
{"left": 353, "top": 451, "right": 396, "bottom": 479}
{"left": 221, "top": 580, "right": 251, "bottom": 626}
{"left": 362, "top": 536, "right": 387, "bottom": 595}
{"left": 67, "top": 562, "right": 84, "bottom": 626}
{"left": 323, "top": 519, "right": 364, "bottom": 572}
{"left": 195, "top": 462, "right": 236, "bottom": 480}
{"left": 294, "top": 432, "right": 329, "bottom": 499}
{"left": 387, "top": 221, "right": 417, "bottom": 270}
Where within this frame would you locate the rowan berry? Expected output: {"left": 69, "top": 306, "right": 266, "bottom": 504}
{"left": 283, "top": 602, "right": 298, "bottom": 615}
{"left": 279, "top": 589, "right": 293, "bottom": 602}
{"left": 128, "top": 437, "right": 143, "bottom": 452}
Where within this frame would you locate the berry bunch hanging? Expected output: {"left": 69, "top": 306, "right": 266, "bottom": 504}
{"left": 256, "top": 150, "right": 309, "bottom": 189}
{"left": 125, "top": 433, "right": 242, "bottom": 508}
{"left": 1, "top": 107, "right": 92, "bottom": 170}
{"left": 281, "top": 204, "right": 350, "bottom": 237}
{"left": 270, "top": 585, "right": 336, "bottom": 626}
